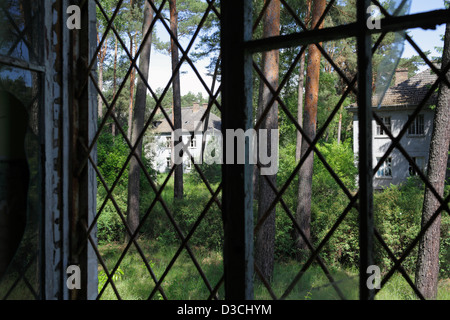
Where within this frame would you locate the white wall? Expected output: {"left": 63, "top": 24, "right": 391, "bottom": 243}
{"left": 352, "top": 108, "right": 434, "bottom": 189}
{"left": 147, "top": 130, "right": 222, "bottom": 173}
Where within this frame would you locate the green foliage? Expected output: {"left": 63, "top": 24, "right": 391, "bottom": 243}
{"left": 373, "top": 178, "right": 423, "bottom": 273}
{"left": 274, "top": 141, "right": 359, "bottom": 263}
{"left": 186, "top": 162, "right": 221, "bottom": 185}
{"left": 374, "top": 177, "right": 450, "bottom": 279}
{"left": 175, "top": 181, "right": 223, "bottom": 250}
{"left": 96, "top": 129, "right": 156, "bottom": 244}
{"left": 310, "top": 141, "right": 359, "bottom": 266}
{"left": 98, "top": 266, "right": 124, "bottom": 293}
{"left": 272, "top": 141, "right": 450, "bottom": 281}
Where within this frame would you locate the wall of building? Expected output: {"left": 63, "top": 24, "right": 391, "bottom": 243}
{"left": 352, "top": 108, "right": 434, "bottom": 189}
{"left": 147, "top": 130, "right": 222, "bottom": 173}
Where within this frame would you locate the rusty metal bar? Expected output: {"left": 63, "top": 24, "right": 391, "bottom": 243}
{"left": 357, "top": 0, "right": 375, "bottom": 300}
{"left": 221, "top": 0, "right": 254, "bottom": 300}
{"left": 244, "top": 9, "right": 450, "bottom": 54}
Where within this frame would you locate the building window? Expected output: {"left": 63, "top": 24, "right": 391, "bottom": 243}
{"left": 409, "top": 156, "right": 425, "bottom": 176}
{"left": 376, "top": 157, "right": 392, "bottom": 178}
{"left": 165, "top": 136, "right": 171, "bottom": 148}
{"left": 190, "top": 136, "right": 197, "bottom": 148}
{"left": 166, "top": 157, "right": 172, "bottom": 168}
{"left": 376, "top": 117, "right": 391, "bottom": 136}
{"left": 408, "top": 114, "right": 424, "bottom": 135}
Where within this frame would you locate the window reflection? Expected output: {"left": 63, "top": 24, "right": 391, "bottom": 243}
{"left": 0, "top": 67, "right": 41, "bottom": 300}
{"left": 0, "top": 0, "right": 41, "bottom": 63}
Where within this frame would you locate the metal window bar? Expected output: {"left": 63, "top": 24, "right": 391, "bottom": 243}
{"left": 73, "top": 0, "right": 225, "bottom": 300}
{"left": 221, "top": 0, "right": 450, "bottom": 301}
{"left": 71, "top": 0, "right": 450, "bottom": 300}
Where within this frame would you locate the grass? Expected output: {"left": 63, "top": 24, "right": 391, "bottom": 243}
{"left": 97, "top": 240, "right": 224, "bottom": 300}
{"left": 96, "top": 240, "right": 449, "bottom": 300}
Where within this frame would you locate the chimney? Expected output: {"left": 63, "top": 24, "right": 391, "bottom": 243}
{"left": 395, "top": 68, "right": 408, "bottom": 86}
{"left": 202, "top": 102, "right": 208, "bottom": 109}
{"left": 193, "top": 102, "right": 200, "bottom": 113}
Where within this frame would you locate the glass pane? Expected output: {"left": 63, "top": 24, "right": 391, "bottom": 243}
{"left": 0, "top": 65, "right": 42, "bottom": 299}
{"left": 0, "top": 0, "right": 42, "bottom": 63}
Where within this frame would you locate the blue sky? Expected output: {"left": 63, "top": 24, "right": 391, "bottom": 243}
{"left": 402, "top": 0, "right": 446, "bottom": 63}
{"left": 147, "top": 1, "right": 447, "bottom": 98}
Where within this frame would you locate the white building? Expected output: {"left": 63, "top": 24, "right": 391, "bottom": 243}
{"left": 347, "top": 68, "right": 439, "bottom": 189}
{"left": 147, "top": 103, "right": 222, "bottom": 173}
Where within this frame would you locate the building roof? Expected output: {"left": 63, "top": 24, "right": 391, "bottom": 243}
{"left": 152, "top": 105, "right": 221, "bottom": 134}
{"left": 347, "top": 67, "right": 439, "bottom": 111}
{"left": 375, "top": 68, "right": 438, "bottom": 107}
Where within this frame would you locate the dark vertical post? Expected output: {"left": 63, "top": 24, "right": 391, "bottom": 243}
{"left": 357, "top": 0, "right": 375, "bottom": 300}
{"left": 221, "top": 0, "right": 254, "bottom": 300}
{"left": 71, "top": 0, "right": 98, "bottom": 300}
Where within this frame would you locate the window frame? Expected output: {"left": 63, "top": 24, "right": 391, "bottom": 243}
{"left": 376, "top": 157, "right": 392, "bottom": 178}
{"left": 376, "top": 116, "right": 391, "bottom": 137}
{"left": 407, "top": 114, "right": 425, "bottom": 136}
{"left": 409, "top": 156, "right": 425, "bottom": 176}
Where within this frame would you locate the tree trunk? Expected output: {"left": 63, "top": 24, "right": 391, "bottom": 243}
{"left": 337, "top": 110, "right": 342, "bottom": 144}
{"left": 253, "top": 64, "right": 265, "bottom": 200}
{"left": 112, "top": 35, "right": 118, "bottom": 136}
{"left": 255, "top": 0, "right": 280, "bottom": 282}
{"left": 415, "top": 22, "right": 450, "bottom": 300}
{"left": 126, "top": 0, "right": 154, "bottom": 239}
{"left": 127, "top": 30, "right": 137, "bottom": 141}
{"left": 97, "top": 33, "right": 107, "bottom": 119}
{"left": 294, "top": 0, "right": 326, "bottom": 259}
{"left": 98, "top": 60, "right": 104, "bottom": 119}
{"left": 170, "top": 0, "right": 183, "bottom": 200}
{"left": 296, "top": 51, "right": 306, "bottom": 162}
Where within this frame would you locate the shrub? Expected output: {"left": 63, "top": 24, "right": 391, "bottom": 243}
{"left": 373, "top": 178, "right": 423, "bottom": 274}
{"left": 96, "top": 130, "right": 156, "bottom": 243}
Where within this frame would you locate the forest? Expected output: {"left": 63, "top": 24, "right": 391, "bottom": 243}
{"left": 91, "top": 0, "right": 450, "bottom": 300}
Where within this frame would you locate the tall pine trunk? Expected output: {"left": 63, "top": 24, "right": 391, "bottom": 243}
{"left": 415, "top": 22, "right": 450, "bottom": 300}
{"left": 255, "top": 0, "right": 280, "bottom": 282}
{"left": 295, "top": 0, "right": 325, "bottom": 259}
{"left": 296, "top": 51, "right": 306, "bottom": 162}
{"left": 126, "top": 0, "right": 154, "bottom": 238}
{"left": 128, "top": 31, "right": 137, "bottom": 141}
{"left": 112, "top": 34, "right": 118, "bottom": 136}
{"left": 97, "top": 33, "right": 107, "bottom": 119}
{"left": 296, "top": 0, "right": 311, "bottom": 162}
{"left": 337, "top": 110, "right": 342, "bottom": 144}
{"left": 170, "top": 0, "right": 183, "bottom": 200}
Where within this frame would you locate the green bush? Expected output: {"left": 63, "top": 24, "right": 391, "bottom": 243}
{"left": 373, "top": 178, "right": 423, "bottom": 274}
{"left": 310, "top": 141, "right": 359, "bottom": 267}
{"left": 175, "top": 181, "right": 223, "bottom": 250}
{"left": 96, "top": 130, "right": 156, "bottom": 244}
